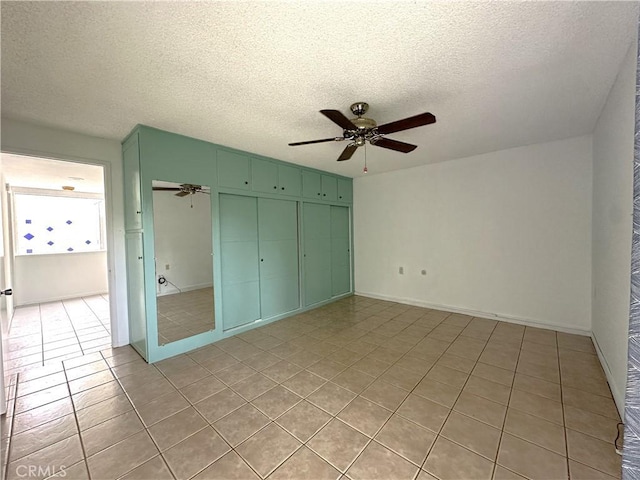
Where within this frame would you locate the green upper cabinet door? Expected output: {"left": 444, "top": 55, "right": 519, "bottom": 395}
{"left": 219, "top": 194, "right": 261, "bottom": 330}
{"left": 321, "top": 175, "right": 338, "bottom": 202}
{"left": 330, "top": 206, "right": 351, "bottom": 296}
{"left": 258, "top": 198, "right": 299, "bottom": 318}
{"left": 251, "top": 158, "right": 279, "bottom": 194}
{"left": 303, "top": 203, "right": 332, "bottom": 306}
{"left": 302, "top": 171, "right": 322, "bottom": 199}
{"left": 218, "top": 150, "right": 251, "bottom": 190}
{"left": 337, "top": 178, "right": 353, "bottom": 203}
{"left": 123, "top": 135, "right": 142, "bottom": 230}
{"left": 278, "top": 164, "right": 301, "bottom": 197}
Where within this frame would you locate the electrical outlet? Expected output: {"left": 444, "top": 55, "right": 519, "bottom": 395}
{"left": 399, "top": 266, "right": 404, "bottom": 274}
{"left": 165, "top": 264, "right": 170, "bottom": 270}
{"left": 421, "top": 269, "right": 427, "bottom": 276}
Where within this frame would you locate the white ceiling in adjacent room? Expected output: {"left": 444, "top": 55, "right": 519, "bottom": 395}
{"left": 1, "top": 1, "right": 637, "bottom": 177}
{"left": 2, "top": 154, "right": 105, "bottom": 194}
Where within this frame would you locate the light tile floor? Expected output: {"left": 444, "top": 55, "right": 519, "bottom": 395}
{"left": 2, "top": 295, "right": 622, "bottom": 480}
{"left": 5, "top": 294, "right": 111, "bottom": 373}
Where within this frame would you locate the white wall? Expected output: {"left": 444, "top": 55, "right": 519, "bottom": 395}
{"left": 0, "top": 118, "right": 128, "bottom": 346}
{"left": 592, "top": 39, "right": 637, "bottom": 414}
{"left": 14, "top": 251, "right": 108, "bottom": 305}
{"left": 152, "top": 190, "right": 213, "bottom": 295}
{"left": 354, "top": 135, "right": 593, "bottom": 332}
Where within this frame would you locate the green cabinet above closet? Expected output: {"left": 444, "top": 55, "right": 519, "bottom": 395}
{"left": 251, "top": 158, "right": 301, "bottom": 197}
{"left": 218, "top": 150, "right": 250, "bottom": 190}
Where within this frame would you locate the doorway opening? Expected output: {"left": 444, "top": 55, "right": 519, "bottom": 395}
{"left": 1, "top": 153, "right": 113, "bottom": 372}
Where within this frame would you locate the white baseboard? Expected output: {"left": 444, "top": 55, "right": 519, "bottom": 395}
{"left": 355, "top": 291, "right": 592, "bottom": 336}
{"left": 16, "top": 290, "right": 109, "bottom": 307}
{"left": 157, "top": 283, "right": 213, "bottom": 297}
{"left": 591, "top": 333, "right": 625, "bottom": 418}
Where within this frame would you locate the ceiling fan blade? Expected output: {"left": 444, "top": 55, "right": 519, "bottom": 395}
{"left": 175, "top": 191, "right": 190, "bottom": 197}
{"left": 337, "top": 144, "right": 358, "bottom": 161}
{"left": 153, "top": 187, "right": 181, "bottom": 191}
{"left": 371, "top": 137, "right": 417, "bottom": 153}
{"left": 289, "top": 137, "right": 342, "bottom": 146}
{"left": 320, "top": 110, "right": 357, "bottom": 130}
{"left": 376, "top": 112, "right": 436, "bottom": 135}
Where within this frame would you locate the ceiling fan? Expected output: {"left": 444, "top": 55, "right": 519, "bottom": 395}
{"left": 289, "top": 102, "right": 436, "bottom": 162}
{"left": 152, "top": 184, "right": 210, "bottom": 197}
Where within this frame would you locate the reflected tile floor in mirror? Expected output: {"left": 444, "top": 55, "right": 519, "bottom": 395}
{"left": 157, "top": 288, "right": 214, "bottom": 345}
{"left": 2, "top": 295, "right": 623, "bottom": 480}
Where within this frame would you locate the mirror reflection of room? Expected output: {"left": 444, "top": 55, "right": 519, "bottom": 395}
{"left": 152, "top": 180, "right": 214, "bottom": 345}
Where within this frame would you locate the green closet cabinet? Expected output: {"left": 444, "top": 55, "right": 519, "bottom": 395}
{"left": 303, "top": 203, "right": 332, "bottom": 306}
{"left": 123, "top": 135, "right": 142, "bottom": 230}
{"left": 302, "top": 171, "right": 338, "bottom": 201}
{"left": 302, "top": 171, "right": 322, "bottom": 199}
{"left": 220, "top": 195, "right": 300, "bottom": 330}
{"left": 258, "top": 198, "right": 300, "bottom": 318}
{"left": 321, "top": 175, "right": 338, "bottom": 201}
{"left": 123, "top": 124, "right": 353, "bottom": 363}
{"left": 218, "top": 150, "right": 250, "bottom": 190}
{"left": 331, "top": 206, "right": 351, "bottom": 296}
{"left": 337, "top": 178, "right": 353, "bottom": 203}
{"left": 126, "top": 232, "right": 147, "bottom": 357}
{"left": 219, "top": 194, "right": 261, "bottom": 330}
{"left": 251, "top": 158, "right": 301, "bottom": 197}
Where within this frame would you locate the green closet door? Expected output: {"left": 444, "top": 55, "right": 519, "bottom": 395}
{"left": 258, "top": 198, "right": 299, "bottom": 318}
{"left": 303, "top": 203, "right": 332, "bottom": 306}
{"left": 331, "top": 206, "right": 351, "bottom": 296}
{"left": 126, "top": 232, "right": 147, "bottom": 358}
{"left": 219, "top": 194, "right": 261, "bottom": 330}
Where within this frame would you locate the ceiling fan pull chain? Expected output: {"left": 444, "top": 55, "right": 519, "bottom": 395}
{"left": 364, "top": 143, "right": 368, "bottom": 174}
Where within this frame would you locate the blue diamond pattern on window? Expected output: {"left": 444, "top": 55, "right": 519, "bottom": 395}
{"left": 25, "top": 219, "right": 31, "bottom": 224}
{"left": 67, "top": 247, "right": 74, "bottom": 252}
{"left": 26, "top": 249, "right": 32, "bottom": 253}
{"left": 24, "top": 233, "right": 34, "bottom": 240}
{"left": 47, "top": 241, "right": 54, "bottom": 246}
{"left": 66, "top": 220, "right": 72, "bottom": 225}
{"left": 85, "top": 240, "right": 91, "bottom": 245}
{"left": 47, "top": 227, "right": 53, "bottom": 232}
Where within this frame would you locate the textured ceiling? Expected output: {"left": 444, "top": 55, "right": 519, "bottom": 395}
{"left": 2, "top": 154, "right": 105, "bottom": 194}
{"left": 1, "top": 2, "right": 637, "bottom": 177}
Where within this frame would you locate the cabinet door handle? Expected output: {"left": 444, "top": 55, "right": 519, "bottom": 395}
{"left": 317, "top": 192, "right": 321, "bottom": 196}
{"left": 273, "top": 186, "right": 277, "bottom": 189}
{"left": 339, "top": 196, "right": 342, "bottom": 199}
{"left": 260, "top": 258, "right": 264, "bottom": 262}
{"left": 136, "top": 211, "right": 141, "bottom": 214}
{"left": 323, "top": 193, "right": 326, "bottom": 197}
{"left": 244, "top": 181, "right": 249, "bottom": 185}
{"left": 137, "top": 256, "right": 143, "bottom": 260}
{"left": 281, "top": 187, "right": 285, "bottom": 190}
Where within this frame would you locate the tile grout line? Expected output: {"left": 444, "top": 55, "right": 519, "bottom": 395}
{"left": 99, "top": 352, "right": 178, "bottom": 480}
{"left": 61, "top": 361, "right": 92, "bottom": 480}
{"left": 415, "top": 317, "right": 501, "bottom": 478}
{"left": 489, "top": 328, "right": 526, "bottom": 480}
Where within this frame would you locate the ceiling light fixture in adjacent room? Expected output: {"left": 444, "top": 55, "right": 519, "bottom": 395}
{"left": 61, "top": 185, "right": 75, "bottom": 191}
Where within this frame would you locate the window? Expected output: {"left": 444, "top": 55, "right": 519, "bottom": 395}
{"left": 14, "top": 193, "right": 105, "bottom": 255}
